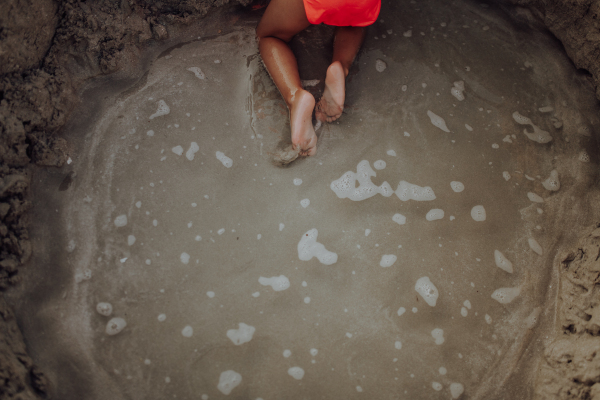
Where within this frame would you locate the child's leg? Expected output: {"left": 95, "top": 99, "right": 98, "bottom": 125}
{"left": 316, "top": 26, "right": 366, "bottom": 123}
{"left": 256, "top": 0, "right": 317, "bottom": 156}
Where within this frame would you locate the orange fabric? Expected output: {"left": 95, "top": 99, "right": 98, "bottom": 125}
{"left": 303, "top": 0, "right": 381, "bottom": 27}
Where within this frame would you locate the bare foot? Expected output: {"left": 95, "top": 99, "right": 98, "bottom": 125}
{"left": 290, "top": 89, "right": 317, "bottom": 156}
{"left": 316, "top": 61, "right": 345, "bottom": 123}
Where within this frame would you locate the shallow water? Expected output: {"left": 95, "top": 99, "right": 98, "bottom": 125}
{"left": 8, "top": 0, "right": 600, "bottom": 399}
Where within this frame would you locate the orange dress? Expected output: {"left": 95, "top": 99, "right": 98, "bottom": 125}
{"left": 303, "top": 0, "right": 381, "bottom": 27}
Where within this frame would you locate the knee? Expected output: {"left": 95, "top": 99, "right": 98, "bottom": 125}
{"left": 256, "top": 29, "right": 287, "bottom": 43}
{"left": 256, "top": 20, "right": 293, "bottom": 43}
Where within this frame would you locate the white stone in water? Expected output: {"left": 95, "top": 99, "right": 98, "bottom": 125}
{"left": 395, "top": 341, "right": 402, "bottom": 350}
{"left": 186, "top": 142, "right": 199, "bottom": 160}
{"left": 527, "top": 192, "right": 544, "bottom": 203}
{"left": 187, "top": 67, "right": 205, "bottom": 79}
{"left": 172, "top": 146, "right": 184, "bottom": 156}
{"left": 397, "top": 307, "right": 406, "bottom": 316}
{"left": 432, "top": 382, "right": 443, "bottom": 391}
{"left": 542, "top": 169, "right": 560, "bottom": 191}
{"left": 300, "top": 199, "right": 310, "bottom": 208}
{"left": 373, "top": 160, "right": 386, "bottom": 170}
{"left": 450, "top": 383, "right": 464, "bottom": 399}
{"left": 503, "top": 171, "right": 511, "bottom": 181}
{"left": 451, "top": 81, "right": 465, "bottom": 101}
{"left": 375, "top": 59, "right": 387, "bottom": 72}
{"left": 395, "top": 181, "right": 436, "bottom": 201}
{"left": 538, "top": 105, "right": 554, "bottom": 113}
{"left": 310, "top": 348, "right": 318, "bottom": 356}
{"left": 512, "top": 111, "right": 552, "bottom": 143}
{"left": 450, "top": 181, "right": 464, "bottom": 192}
{"left": 114, "top": 215, "right": 127, "bottom": 227}
{"left": 439, "top": 367, "right": 447, "bottom": 375}
{"left": 485, "top": 314, "right": 492, "bottom": 324}
{"left": 491, "top": 287, "right": 521, "bottom": 304}
{"left": 182, "top": 326, "right": 193, "bottom": 337}
{"left": 528, "top": 238, "right": 543, "bottom": 255}
{"left": 217, "top": 370, "right": 242, "bottom": 395}
{"left": 149, "top": 100, "right": 170, "bottom": 120}
{"left": 283, "top": 349, "right": 291, "bottom": 358}
{"left": 293, "top": 178, "right": 303, "bottom": 186}
{"left": 216, "top": 151, "right": 233, "bottom": 168}
{"left": 552, "top": 118, "right": 563, "bottom": 129}
{"left": 180, "top": 252, "right": 190, "bottom": 264}
{"left": 465, "top": 124, "right": 473, "bottom": 131}
{"left": 426, "top": 209, "right": 444, "bottom": 221}
{"left": 525, "top": 125, "right": 552, "bottom": 143}
{"left": 288, "top": 367, "right": 305, "bottom": 380}
{"left": 470, "top": 205, "right": 486, "bottom": 221}
{"left": 403, "top": 30, "right": 412, "bottom": 37}
{"left": 427, "top": 110, "right": 450, "bottom": 132}
{"left": 206, "top": 291, "right": 215, "bottom": 298}
{"left": 503, "top": 135, "right": 513, "bottom": 143}
{"left": 453, "top": 80, "right": 465, "bottom": 91}
{"left": 461, "top": 307, "right": 468, "bottom": 317}
{"left": 415, "top": 277, "right": 439, "bottom": 306}
{"left": 494, "top": 250, "right": 513, "bottom": 273}
{"left": 227, "top": 323, "right": 256, "bottom": 345}
{"left": 279, "top": 223, "right": 285, "bottom": 231}
{"left": 464, "top": 300, "right": 471, "bottom": 309}
{"left": 96, "top": 302, "right": 113, "bottom": 316}
{"left": 127, "top": 235, "right": 136, "bottom": 246}
{"left": 451, "top": 87, "right": 465, "bottom": 101}
{"left": 158, "top": 314, "right": 166, "bottom": 322}
{"left": 431, "top": 328, "right": 445, "bottom": 345}
{"left": 579, "top": 151, "right": 590, "bottom": 163}
{"left": 259, "top": 275, "right": 290, "bottom": 291}
{"left": 330, "top": 160, "right": 393, "bottom": 201}
{"left": 297, "top": 229, "right": 338, "bottom": 265}
{"left": 301, "top": 79, "right": 320, "bottom": 87}
{"left": 365, "top": 229, "right": 371, "bottom": 236}
{"left": 387, "top": 149, "right": 397, "bottom": 156}
{"left": 105, "top": 317, "right": 127, "bottom": 335}
{"left": 392, "top": 213, "right": 406, "bottom": 225}
{"left": 146, "top": 130, "right": 154, "bottom": 136}
{"left": 512, "top": 111, "right": 532, "bottom": 125}
{"left": 380, "top": 254, "right": 397, "bottom": 267}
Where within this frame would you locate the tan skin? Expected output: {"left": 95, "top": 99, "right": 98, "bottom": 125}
{"left": 256, "top": 0, "right": 366, "bottom": 156}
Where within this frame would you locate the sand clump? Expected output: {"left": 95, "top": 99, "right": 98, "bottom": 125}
{"left": 535, "top": 224, "right": 600, "bottom": 399}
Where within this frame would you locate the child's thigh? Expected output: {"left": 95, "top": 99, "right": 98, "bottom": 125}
{"left": 256, "top": 0, "right": 310, "bottom": 42}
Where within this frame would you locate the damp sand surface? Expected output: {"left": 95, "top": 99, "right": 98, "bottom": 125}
{"left": 7, "top": 1, "right": 600, "bottom": 400}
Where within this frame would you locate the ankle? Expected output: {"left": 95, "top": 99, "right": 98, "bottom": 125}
{"left": 288, "top": 90, "right": 313, "bottom": 111}
{"left": 329, "top": 61, "right": 349, "bottom": 78}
